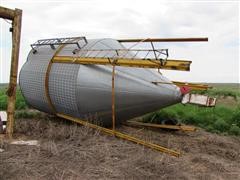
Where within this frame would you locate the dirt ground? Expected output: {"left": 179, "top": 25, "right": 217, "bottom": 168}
{"left": 0, "top": 116, "right": 240, "bottom": 180}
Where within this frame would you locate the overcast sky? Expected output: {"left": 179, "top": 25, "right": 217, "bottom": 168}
{"left": 0, "top": 0, "right": 239, "bottom": 83}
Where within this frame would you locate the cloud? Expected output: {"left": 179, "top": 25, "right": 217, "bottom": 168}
{"left": 0, "top": 0, "right": 239, "bottom": 83}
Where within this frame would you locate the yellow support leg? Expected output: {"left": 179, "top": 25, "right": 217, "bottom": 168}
{"left": 125, "top": 121, "right": 196, "bottom": 132}
{"left": 57, "top": 113, "right": 181, "bottom": 157}
{"left": 152, "top": 81, "right": 212, "bottom": 91}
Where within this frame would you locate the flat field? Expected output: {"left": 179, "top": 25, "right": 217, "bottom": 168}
{"left": 0, "top": 83, "right": 239, "bottom": 179}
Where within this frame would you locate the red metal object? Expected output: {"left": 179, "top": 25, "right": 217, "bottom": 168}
{"left": 180, "top": 86, "right": 191, "bottom": 95}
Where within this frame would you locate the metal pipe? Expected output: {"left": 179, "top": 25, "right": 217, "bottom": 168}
{"left": 118, "top": 37, "right": 208, "bottom": 43}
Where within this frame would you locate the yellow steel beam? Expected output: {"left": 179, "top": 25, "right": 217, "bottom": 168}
{"left": 125, "top": 121, "right": 196, "bottom": 132}
{"left": 172, "top": 81, "right": 212, "bottom": 90}
{"left": 57, "top": 113, "right": 181, "bottom": 157}
{"left": 152, "top": 81, "right": 211, "bottom": 90}
{"left": 118, "top": 37, "right": 208, "bottom": 43}
{"left": 53, "top": 56, "right": 192, "bottom": 71}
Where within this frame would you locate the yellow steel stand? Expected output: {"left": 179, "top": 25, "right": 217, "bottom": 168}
{"left": 44, "top": 46, "right": 181, "bottom": 157}
{"left": 42, "top": 37, "right": 209, "bottom": 156}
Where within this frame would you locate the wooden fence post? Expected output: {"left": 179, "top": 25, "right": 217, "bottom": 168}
{"left": 0, "top": 6, "right": 22, "bottom": 138}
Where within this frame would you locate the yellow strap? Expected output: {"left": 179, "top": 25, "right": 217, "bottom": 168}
{"left": 44, "top": 45, "right": 65, "bottom": 113}
{"left": 45, "top": 37, "right": 81, "bottom": 113}
{"left": 111, "top": 65, "right": 116, "bottom": 133}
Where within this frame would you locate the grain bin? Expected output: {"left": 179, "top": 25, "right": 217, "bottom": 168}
{"left": 19, "top": 37, "right": 182, "bottom": 126}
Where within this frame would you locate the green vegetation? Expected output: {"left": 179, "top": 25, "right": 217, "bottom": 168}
{"left": 0, "top": 83, "right": 239, "bottom": 136}
{"left": 143, "top": 104, "right": 240, "bottom": 135}
{"left": 193, "top": 87, "right": 240, "bottom": 100}
{"left": 14, "top": 110, "right": 43, "bottom": 119}
{"left": 143, "top": 84, "right": 240, "bottom": 136}
{"left": 0, "top": 86, "right": 42, "bottom": 119}
{"left": 0, "top": 86, "right": 28, "bottom": 110}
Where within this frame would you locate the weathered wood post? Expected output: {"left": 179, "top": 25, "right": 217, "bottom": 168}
{"left": 0, "top": 6, "right": 22, "bottom": 138}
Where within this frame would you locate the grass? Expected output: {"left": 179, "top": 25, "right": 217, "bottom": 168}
{"left": 143, "top": 84, "right": 240, "bottom": 136}
{"left": 193, "top": 87, "right": 240, "bottom": 100}
{"left": 14, "top": 110, "right": 43, "bottom": 119}
{"left": 0, "top": 86, "right": 28, "bottom": 110}
{"left": 0, "top": 86, "right": 41, "bottom": 119}
{"left": 0, "top": 83, "right": 239, "bottom": 135}
{"left": 143, "top": 104, "right": 240, "bottom": 135}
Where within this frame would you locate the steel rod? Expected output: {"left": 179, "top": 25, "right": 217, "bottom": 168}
{"left": 118, "top": 37, "right": 208, "bottom": 43}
